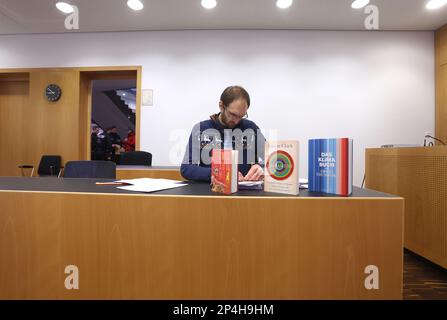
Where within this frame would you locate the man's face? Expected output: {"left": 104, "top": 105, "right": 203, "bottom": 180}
{"left": 220, "top": 98, "right": 248, "bottom": 129}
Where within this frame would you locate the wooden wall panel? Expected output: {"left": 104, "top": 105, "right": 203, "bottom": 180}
{"left": 436, "top": 65, "right": 447, "bottom": 144}
{"left": 436, "top": 25, "right": 447, "bottom": 145}
{"left": 26, "top": 71, "right": 81, "bottom": 168}
{"left": 79, "top": 73, "right": 92, "bottom": 160}
{"left": 366, "top": 147, "right": 447, "bottom": 269}
{"left": 0, "top": 80, "right": 29, "bottom": 176}
{"left": 437, "top": 25, "right": 447, "bottom": 67}
{"left": 116, "top": 167, "right": 183, "bottom": 180}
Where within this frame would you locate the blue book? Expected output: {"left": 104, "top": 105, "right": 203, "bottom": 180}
{"left": 308, "top": 138, "right": 353, "bottom": 196}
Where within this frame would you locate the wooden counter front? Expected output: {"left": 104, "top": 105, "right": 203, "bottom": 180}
{"left": 0, "top": 183, "right": 403, "bottom": 299}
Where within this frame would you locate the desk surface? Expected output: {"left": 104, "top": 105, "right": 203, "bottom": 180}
{"left": 0, "top": 177, "right": 395, "bottom": 198}
{"left": 116, "top": 165, "right": 179, "bottom": 170}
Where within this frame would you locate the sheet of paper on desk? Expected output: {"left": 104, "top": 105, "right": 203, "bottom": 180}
{"left": 299, "top": 178, "right": 308, "bottom": 189}
{"left": 116, "top": 178, "right": 187, "bottom": 193}
{"left": 116, "top": 178, "right": 184, "bottom": 185}
{"left": 238, "top": 181, "right": 264, "bottom": 190}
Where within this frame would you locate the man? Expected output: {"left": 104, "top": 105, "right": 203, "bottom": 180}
{"left": 181, "top": 85, "right": 265, "bottom": 182}
{"left": 107, "top": 126, "right": 123, "bottom": 163}
{"left": 91, "top": 125, "right": 110, "bottom": 161}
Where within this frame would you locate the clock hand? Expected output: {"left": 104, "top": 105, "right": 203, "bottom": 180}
{"left": 47, "top": 88, "right": 55, "bottom": 94}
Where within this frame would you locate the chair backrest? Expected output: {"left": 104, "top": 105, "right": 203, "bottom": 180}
{"left": 119, "top": 151, "right": 152, "bottom": 166}
{"left": 64, "top": 161, "right": 116, "bottom": 179}
{"left": 38, "top": 155, "right": 62, "bottom": 176}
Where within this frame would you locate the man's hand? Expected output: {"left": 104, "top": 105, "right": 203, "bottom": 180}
{"left": 238, "top": 172, "right": 245, "bottom": 181}
{"left": 243, "top": 164, "right": 264, "bottom": 181}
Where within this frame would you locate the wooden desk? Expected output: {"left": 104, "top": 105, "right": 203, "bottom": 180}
{"left": 366, "top": 146, "right": 447, "bottom": 269}
{"left": 116, "top": 165, "right": 183, "bottom": 180}
{"left": 0, "top": 178, "right": 403, "bottom": 299}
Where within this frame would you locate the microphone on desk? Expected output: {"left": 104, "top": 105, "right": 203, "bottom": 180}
{"left": 424, "top": 135, "right": 446, "bottom": 147}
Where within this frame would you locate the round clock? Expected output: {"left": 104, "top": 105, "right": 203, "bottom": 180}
{"left": 45, "top": 84, "right": 62, "bottom": 102}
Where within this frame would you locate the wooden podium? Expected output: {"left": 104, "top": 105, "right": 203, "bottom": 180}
{"left": 366, "top": 146, "right": 447, "bottom": 269}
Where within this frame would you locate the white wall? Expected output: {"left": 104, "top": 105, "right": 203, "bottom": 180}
{"left": 0, "top": 30, "right": 434, "bottom": 185}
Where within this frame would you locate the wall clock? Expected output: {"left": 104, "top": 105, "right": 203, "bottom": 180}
{"left": 45, "top": 84, "right": 62, "bottom": 102}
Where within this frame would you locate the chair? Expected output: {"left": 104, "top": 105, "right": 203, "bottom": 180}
{"left": 18, "top": 155, "right": 63, "bottom": 177}
{"left": 119, "top": 151, "right": 152, "bottom": 166}
{"left": 63, "top": 161, "right": 116, "bottom": 179}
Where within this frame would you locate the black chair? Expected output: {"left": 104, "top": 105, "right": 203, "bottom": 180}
{"left": 63, "top": 161, "right": 116, "bottom": 179}
{"left": 119, "top": 151, "right": 152, "bottom": 166}
{"left": 18, "top": 155, "right": 63, "bottom": 177}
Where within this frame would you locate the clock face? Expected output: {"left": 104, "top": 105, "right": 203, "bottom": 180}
{"left": 45, "top": 84, "right": 62, "bottom": 102}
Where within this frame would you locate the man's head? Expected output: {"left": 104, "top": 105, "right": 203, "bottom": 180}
{"left": 218, "top": 86, "right": 250, "bottom": 129}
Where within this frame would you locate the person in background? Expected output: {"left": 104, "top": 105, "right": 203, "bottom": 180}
{"left": 107, "top": 126, "right": 124, "bottom": 162}
{"left": 91, "top": 124, "right": 110, "bottom": 160}
{"left": 123, "top": 130, "right": 136, "bottom": 152}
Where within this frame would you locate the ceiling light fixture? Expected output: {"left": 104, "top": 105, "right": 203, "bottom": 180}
{"left": 201, "top": 0, "right": 217, "bottom": 9}
{"left": 276, "top": 0, "right": 293, "bottom": 9}
{"left": 351, "top": 0, "right": 370, "bottom": 9}
{"left": 56, "top": 2, "right": 74, "bottom": 14}
{"left": 127, "top": 0, "right": 144, "bottom": 11}
{"left": 426, "top": 0, "right": 447, "bottom": 9}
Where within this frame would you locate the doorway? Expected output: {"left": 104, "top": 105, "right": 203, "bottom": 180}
{"left": 79, "top": 68, "right": 141, "bottom": 161}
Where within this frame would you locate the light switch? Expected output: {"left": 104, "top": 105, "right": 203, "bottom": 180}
{"left": 142, "top": 89, "right": 153, "bottom": 106}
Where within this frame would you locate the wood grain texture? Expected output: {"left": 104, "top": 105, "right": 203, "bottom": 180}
{"left": 0, "top": 191, "right": 403, "bottom": 299}
{"left": 26, "top": 71, "right": 81, "bottom": 168}
{"left": 366, "top": 147, "right": 447, "bottom": 269}
{"left": 436, "top": 65, "right": 447, "bottom": 144}
{"left": 0, "top": 80, "right": 29, "bottom": 176}
{"left": 116, "top": 168, "right": 184, "bottom": 180}
{"left": 436, "top": 25, "right": 447, "bottom": 144}
{"left": 437, "top": 25, "right": 447, "bottom": 67}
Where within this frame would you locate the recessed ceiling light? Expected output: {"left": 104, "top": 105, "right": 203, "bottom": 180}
{"left": 201, "top": 0, "right": 217, "bottom": 9}
{"left": 127, "top": 0, "right": 144, "bottom": 11}
{"left": 276, "top": 0, "right": 293, "bottom": 9}
{"left": 426, "top": 0, "right": 447, "bottom": 9}
{"left": 56, "top": 2, "right": 74, "bottom": 14}
{"left": 351, "top": 0, "right": 370, "bottom": 9}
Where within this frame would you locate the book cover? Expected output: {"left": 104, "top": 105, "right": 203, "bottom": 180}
{"left": 211, "top": 149, "right": 238, "bottom": 195}
{"left": 264, "top": 141, "right": 299, "bottom": 195}
{"left": 308, "top": 138, "right": 353, "bottom": 196}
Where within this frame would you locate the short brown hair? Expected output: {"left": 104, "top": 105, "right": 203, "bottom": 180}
{"left": 220, "top": 86, "right": 250, "bottom": 108}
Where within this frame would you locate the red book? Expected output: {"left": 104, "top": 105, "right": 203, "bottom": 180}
{"left": 211, "top": 149, "right": 238, "bottom": 195}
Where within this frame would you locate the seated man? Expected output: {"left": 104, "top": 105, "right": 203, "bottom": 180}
{"left": 181, "top": 85, "right": 265, "bottom": 182}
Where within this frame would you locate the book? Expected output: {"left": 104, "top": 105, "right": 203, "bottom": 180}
{"left": 308, "top": 138, "right": 353, "bottom": 196}
{"left": 264, "top": 141, "right": 299, "bottom": 195}
{"left": 211, "top": 149, "right": 238, "bottom": 194}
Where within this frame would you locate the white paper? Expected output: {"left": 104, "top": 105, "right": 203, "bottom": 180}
{"left": 115, "top": 178, "right": 187, "bottom": 193}
{"left": 118, "top": 183, "right": 187, "bottom": 193}
{"left": 238, "top": 181, "right": 263, "bottom": 187}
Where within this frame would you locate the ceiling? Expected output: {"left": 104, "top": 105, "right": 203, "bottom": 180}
{"left": 0, "top": 0, "right": 446, "bottom": 35}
